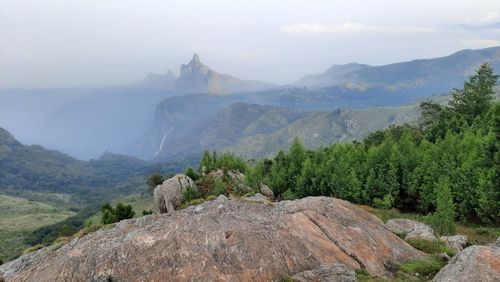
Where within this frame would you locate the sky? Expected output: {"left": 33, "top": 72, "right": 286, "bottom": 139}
{"left": 1, "top": 0, "right": 500, "bottom": 88}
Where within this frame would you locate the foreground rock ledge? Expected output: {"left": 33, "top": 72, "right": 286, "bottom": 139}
{"left": 0, "top": 197, "right": 422, "bottom": 281}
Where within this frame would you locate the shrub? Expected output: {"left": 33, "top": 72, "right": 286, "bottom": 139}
{"left": 146, "top": 173, "right": 165, "bottom": 194}
{"left": 101, "top": 202, "right": 135, "bottom": 224}
{"left": 142, "top": 209, "right": 153, "bottom": 215}
{"left": 282, "top": 189, "right": 296, "bottom": 200}
{"left": 184, "top": 166, "right": 199, "bottom": 180}
{"left": 182, "top": 186, "right": 202, "bottom": 202}
{"left": 210, "top": 179, "right": 227, "bottom": 196}
{"left": 372, "top": 194, "right": 395, "bottom": 209}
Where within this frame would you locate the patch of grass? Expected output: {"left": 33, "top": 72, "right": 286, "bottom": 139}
{"left": 0, "top": 194, "right": 75, "bottom": 262}
{"left": 396, "top": 255, "right": 446, "bottom": 281}
{"left": 358, "top": 205, "right": 422, "bottom": 223}
{"left": 179, "top": 198, "right": 205, "bottom": 209}
{"left": 279, "top": 275, "right": 293, "bottom": 282}
{"left": 22, "top": 243, "right": 43, "bottom": 254}
{"left": 456, "top": 225, "right": 500, "bottom": 245}
{"left": 406, "top": 239, "right": 454, "bottom": 256}
{"left": 75, "top": 223, "right": 103, "bottom": 238}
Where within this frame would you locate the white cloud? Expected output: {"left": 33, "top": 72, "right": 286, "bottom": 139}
{"left": 460, "top": 38, "right": 500, "bottom": 49}
{"left": 280, "top": 22, "right": 436, "bottom": 34}
{"left": 477, "top": 12, "right": 500, "bottom": 24}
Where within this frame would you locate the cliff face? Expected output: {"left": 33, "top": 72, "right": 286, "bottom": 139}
{"left": 1, "top": 196, "right": 422, "bottom": 281}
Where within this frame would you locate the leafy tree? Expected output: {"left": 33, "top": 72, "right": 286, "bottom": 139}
{"left": 146, "top": 173, "right": 165, "bottom": 194}
{"left": 426, "top": 176, "right": 456, "bottom": 235}
{"left": 182, "top": 186, "right": 202, "bottom": 202}
{"left": 449, "top": 63, "right": 498, "bottom": 122}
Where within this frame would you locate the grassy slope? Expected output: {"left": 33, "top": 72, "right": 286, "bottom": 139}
{"left": 0, "top": 194, "right": 75, "bottom": 262}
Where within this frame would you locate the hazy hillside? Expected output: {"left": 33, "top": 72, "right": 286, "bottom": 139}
{"left": 137, "top": 100, "right": 422, "bottom": 161}
{"left": 0, "top": 126, "right": 177, "bottom": 261}
{"left": 294, "top": 47, "right": 500, "bottom": 100}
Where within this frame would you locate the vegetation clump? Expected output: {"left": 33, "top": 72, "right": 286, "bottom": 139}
{"left": 101, "top": 203, "right": 135, "bottom": 224}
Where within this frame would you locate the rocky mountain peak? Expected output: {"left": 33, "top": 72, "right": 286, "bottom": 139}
{"left": 191, "top": 53, "right": 201, "bottom": 64}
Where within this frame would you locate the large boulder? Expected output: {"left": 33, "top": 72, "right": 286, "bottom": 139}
{"left": 385, "top": 218, "right": 437, "bottom": 242}
{"left": 439, "top": 235, "right": 468, "bottom": 253}
{"left": 153, "top": 174, "right": 196, "bottom": 214}
{"left": 432, "top": 245, "right": 500, "bottom": 282}
{"left": 1, "top": 197, "right": 423, "bottom": 281}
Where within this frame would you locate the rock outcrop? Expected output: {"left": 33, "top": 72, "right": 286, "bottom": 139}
{"left": 432, "top": 245, "right": 500, "bottom": 282}
{"left": 291, "top": 264, "right": 356, "bottom": 282}
{"left": 385, "top": 218, "right": 437, "bottom": 242}
{"left": 0, "top": 197, "right": 422, "bottom": 281}
{"left": 260, "top": 183, "right": 274, "bottom": 199}
{"left": 439, "top": 235, "right": 468, "bottom": 253}
{"left": 175, "top": 54, "right": 273, "bottom": 95}
{"left": 153, "top": 174, "right": 196, "bottom": 214}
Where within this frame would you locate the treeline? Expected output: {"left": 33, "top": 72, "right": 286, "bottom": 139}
{"left": 200, "top": 63, "right": 499, "bottom": 224}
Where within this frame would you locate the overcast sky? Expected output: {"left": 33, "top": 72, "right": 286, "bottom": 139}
{"left": 1, "top": 0, "right": 500, "bottom": 88}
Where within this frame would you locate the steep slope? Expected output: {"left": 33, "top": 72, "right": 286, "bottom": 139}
{"left": 0, "top": 197, "right": 423, "bottom": 281}
{"left": 175, "top": 54, "right": 275, "bottom": 94}
{"left": 295, "top": 47, "right": 500, "bottom": 99}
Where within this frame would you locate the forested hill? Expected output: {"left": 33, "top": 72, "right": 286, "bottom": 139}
{"left": 195, "top": 63, "right": 500, "bottom": 225}
{"left": 0, "top": 126, "right": 149, "bottom": 203}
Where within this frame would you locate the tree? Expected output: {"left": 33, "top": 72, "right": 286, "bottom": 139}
{"left": 146, "top": 173, "right": 165, "bottom": 194}
{"left": 449, "top": 63, "right": 498, "bottom": 122}
{"left": 427, "top": 176, "right": 456, "bottom": 236}
{"left": 184, "top": 166, "right": 198, "bottom": 180}
{"left": 101, "top": 202, "right": 135, "bottom": 224}
{"left": 419, "top": 101, "right": 443, "bottom": 130}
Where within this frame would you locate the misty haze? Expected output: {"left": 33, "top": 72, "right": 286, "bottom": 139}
{"left": 0, "top": 1, "right": 499, "bottom": 281}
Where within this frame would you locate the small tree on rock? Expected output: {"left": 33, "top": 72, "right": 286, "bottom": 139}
{"left": 427, "top": 176, "right": 456, "bottom": 235}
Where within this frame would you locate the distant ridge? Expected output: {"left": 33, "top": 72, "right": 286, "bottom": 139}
{"left": 294, "top": 46, "right": 500, "bottom": 96}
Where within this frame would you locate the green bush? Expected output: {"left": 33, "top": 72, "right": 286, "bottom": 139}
{"left": 182, "top": 186, "right": 202, "bottom": 203}
{"left": 372, "top": 194, "right": 395, "bottom": 209}
{"left": 146, "top": 173, "right": 165, "bottom": 194}
{"left": 210, "top": 179, "right": 227, "bottom": 196}
{"left": 282, "top": 189, "right": 296, "bottom": 200}
{"left": 101, "top": 202, "right": 135, "bottom": 224}
{"left": 142, "top": 209, "right": 153, "bottom": 215}
{"left": 184, "top": 166, "right": 199, "bottom": 180}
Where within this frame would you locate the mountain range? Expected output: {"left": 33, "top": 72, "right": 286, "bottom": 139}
{"left": 1, "top": 47, "right": 500, "bottom": 161}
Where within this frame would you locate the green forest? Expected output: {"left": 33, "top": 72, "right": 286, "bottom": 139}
{"left": 199, "top": 63, "right": 500, "bottom": 226}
